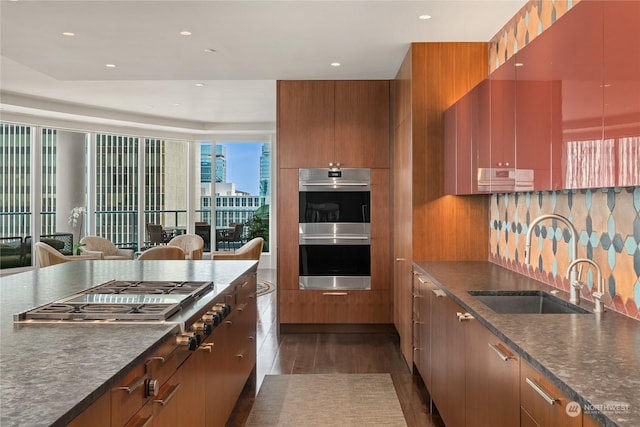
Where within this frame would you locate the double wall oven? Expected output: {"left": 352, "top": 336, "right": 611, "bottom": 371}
{"left": 298, "top": 168, "right": 371, "bottom": 290}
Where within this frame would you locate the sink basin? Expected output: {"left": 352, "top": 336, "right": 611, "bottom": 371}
{"left": 468, "top": 290, "right": 590, "bottom": 314}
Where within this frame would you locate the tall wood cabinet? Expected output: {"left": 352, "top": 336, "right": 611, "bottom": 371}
{"left": 276, "top": 80, "right": 392, "bottom": 326}
{"left": 391, "top": 43, "right": 490, "bottom": 369}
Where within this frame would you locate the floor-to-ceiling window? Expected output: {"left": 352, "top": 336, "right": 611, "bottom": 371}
{"left": 199, "top": 141, "right": 270, "bottom": 251}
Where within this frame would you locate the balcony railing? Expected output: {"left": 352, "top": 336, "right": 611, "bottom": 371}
{"left": 1, "top": 208, "right": 267, "bottom": 269}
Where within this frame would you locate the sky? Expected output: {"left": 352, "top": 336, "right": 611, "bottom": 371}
{"left": 219, "top": 142, "right": 263, "bottom": 195}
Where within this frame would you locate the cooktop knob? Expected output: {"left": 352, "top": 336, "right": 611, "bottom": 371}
{"left": 145, "top": 378, "right": 159, "bottom": 398}
{"left": 176, "top": 333, "right": 198, "bottom": 351}
{"left": 193, "top": 321, "right": 212, "bottom": 336}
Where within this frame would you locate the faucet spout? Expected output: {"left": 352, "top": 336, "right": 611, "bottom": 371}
{"left": 524, "top": 214, "right": 578, "bottom": 265}
{"left": 566, "top": 258, "right": 605, "bottom": 312}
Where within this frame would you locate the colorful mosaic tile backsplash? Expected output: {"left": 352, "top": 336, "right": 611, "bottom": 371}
{"left": 489, "top": 188, "right": 640, "bottom": 320}
{"left": 488, "top": 0, "right": 580, "bottom": 72}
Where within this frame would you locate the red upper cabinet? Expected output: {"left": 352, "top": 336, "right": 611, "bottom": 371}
{"left": 490, "top": 56, "right": 516, "bottom": 170}
{"left": 603, "top": 0, "right": 640, "bottom": 187}
{"left": 444, "top": 103, "right": 457, "bottom": 195}
{"left": 455, "top": 91, "right": 474, "bottom": 194}
{"left": 471, "top": 79, "right": 491, "bottom": 193}
{"left": 549, "top": 0, "right": 607, "bottom": 189}
{"left": 515, "top": 32, "right": 553, "bottom": 191}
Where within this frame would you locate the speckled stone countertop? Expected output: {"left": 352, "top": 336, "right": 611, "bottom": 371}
{"left": 413, "top": 261, "right": 640, "bottom": 427}
{"left": 0, "top": 260, "right": 257, "bottom": 427}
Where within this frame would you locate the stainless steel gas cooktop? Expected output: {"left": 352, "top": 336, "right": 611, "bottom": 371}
{"left": 14, "top": 280, "right": 213, "bottom": 322}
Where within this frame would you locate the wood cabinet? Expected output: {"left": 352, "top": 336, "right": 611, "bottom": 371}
{"left": 69, "top": 275, "right": 257, "bottom": 427}
{"left": 279, "top": 290, "right": 390, "bottom": 324}
{"left": 277, "top": 80, "right": 335, "bottom": 168}
{"left": 465, "top": 319, "right": 520, "bottom": 427}
{"left": 66, "top": 392, "right": 110, "bottom": 427}
{"left": 277, "top": 80, "right": 390, "bottom": 169}
{"left": 521, "top": 359, "right": 582, "bottom": 427}
{"left": 430, "top": 289, "right": 467, "bottom": 427}
{"left": 412, "top": 271, "right": 435, "bottom": 389}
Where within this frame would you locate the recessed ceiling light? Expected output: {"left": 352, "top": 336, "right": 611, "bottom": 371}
{"left": 331, "top": 62, "right": 341, "bottom": 67}
{"left": 173, "top": 103, "right": 182, "bottom": 107}
{"left": 179, "top": 31, "right": 192, "bottom": 36}
{"left": 105, "top": 64, "right": 116, "bottom": 68}
{"left": 204, "top": 48, "right": 217, "bottom": 53}
{"left": 195, "top": 83, "right": 205, "bottom": 87}
{"left": 418, "top": 14, "right": 432, "bottom": 20}
{"left": 62, "top": 32, "right": 75, "bottom": 37}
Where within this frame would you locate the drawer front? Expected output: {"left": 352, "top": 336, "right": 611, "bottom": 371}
{"left": 279, "top": 290, "right": 391, "bottom": 323}
{"left": 111, "top": 362, "right": 148, "bottom": 427}
{"left": 520, "top": 361, "right": 582, "bottom": 427}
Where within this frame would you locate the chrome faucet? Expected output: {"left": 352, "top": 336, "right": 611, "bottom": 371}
{"left": 524, "top": 214, "right": 578, "bottom": 265}
{"left": 566, "top": 258, "right": 605, "bottom": 312}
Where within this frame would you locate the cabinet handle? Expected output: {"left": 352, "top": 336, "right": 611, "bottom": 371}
{"left": 417, "top": 276, "right": 427, "bottom": 284}
{"left": 412, "top": 293, "right": 423, "bottom": 299}
{"left": 154, "top": 383, "right": 181, "bottom": 406}
{"left": 488, "top": 343, "right": 513, "bottom": 361}
{"left": 456, "top": 312, "right": 474, "bottom": 321}
{"left": 432, "top": 289, "right": 446, "bottom": 297}
{"left": 236, "top": 353, "right": 244, "bottom": 359}
{"left": 322, "top": 292, "right": 348, "bottom": 296}
{"left": 225, "top": 320, "right": 233, "bottom": 325}
{"left": 197, "top": 343, "right": 214, "bottom": 352}
{"left": 113, "top": 374, "right": 146, "bottom": 394}
{"left": 396, "top": 258, "right": 406, "bottom": 262}
{"left": 525, "top": 377, "right": 558, "bottom": 405}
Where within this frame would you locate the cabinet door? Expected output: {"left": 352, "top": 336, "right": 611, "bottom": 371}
{"left": 151, "top": 372, "right": 181, "bottom": 427}
{"left": 490, "top": 56, "right": 516, "bottom": 173}
{"left": 276, "top": 168, "right": 299, "bottom": 291}
{"left": 516, "top": 34, "right": 553, "bottom": 191}
{"left": 334, "top": 80, "right": 390, "bottom": 168}
{"left": 66, "top": 392, "right": 110, "bottom": 427}
{"left": 455, "top": 91, "right": 473, "bottom": 194}
{"left": 277, "top": 80, "right": 335, "bottom": 168}
{"left": 412, "top": 272, "right": 433, "bottom": 390}
{"left": 279, "top": 290, "right": 390, "bottom": 323}
{"left": 550, "top": 0, "right": 606, "bottom": 189}
{"left": 521, "top": 360, "right": 582, "bottom": 427}
{"left": 471, "top": 79, "right": 491, "bottom": 193}
{"left": 603, "top": 0, "right": 640, "bottom": 187}
{"left": 444, "top": 104, "right": 457, "bottom": 195}
{"left": 174, "top": 352, "right": 205, "bottom": 427}
{"left": 370, "top": 168, "right": 390, "bottom": 291}
{"left": 430, "top": 291, "right": 466, "bottom": 427}
{"left": 465, "top": 320, "right": 519, "bottom": 427}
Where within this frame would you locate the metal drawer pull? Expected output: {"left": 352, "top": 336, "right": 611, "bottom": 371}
{"left": 114, "top": 374, "right": 146, "bottom": 394}
{"left": 322, "top": 292, "right": 348, "bottom": 296}
{"left": 488, "top": 343, "right": 512, "bottom": 361}
{"left": 154, "top": 383, "right": 181, "bottom": 406}
{"left": 197, "top": 343, "right": 214, "bottom": 352}
{"left": 225, "top": 320, "right": 233, "bottom": 325}
{"left": 456, "top": 312, "right": 474, "bottom": 321}
{"left": 526, "top": 377, "right": 558, "bottom": 405}
{"left": 417, "top": 276, "right": 427, "bottom": 284}
{"left": 432, "top": 289, "right": 446, "bottom": 297}
{"left": 412, "top": 293, "right": 423, "bottom": 299}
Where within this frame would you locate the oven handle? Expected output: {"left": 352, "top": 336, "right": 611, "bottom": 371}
{"left": 301, "top": 235, "right": 370, "bottom": 240}
{"left": 301, "top": 182, "right": 369, "bottom": 187}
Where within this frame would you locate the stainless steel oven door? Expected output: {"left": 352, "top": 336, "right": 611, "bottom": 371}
{"left": 299, "top": 223, "right": 371, "bottom": 290}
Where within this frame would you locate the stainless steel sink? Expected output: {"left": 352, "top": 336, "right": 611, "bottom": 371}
{"left": 468, "top": 290, "right": 590, "bottom": 314}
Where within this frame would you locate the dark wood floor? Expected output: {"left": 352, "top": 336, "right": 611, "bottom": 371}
{"left": 226, "top": 270, "right": 443, "bottom": 426}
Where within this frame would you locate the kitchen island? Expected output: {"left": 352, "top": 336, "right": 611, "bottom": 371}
{"left": 413, "top": 261, "right": 640, "bottom": 427}
{"left": 0, "top": 260, "right": 258, "bottom": 427}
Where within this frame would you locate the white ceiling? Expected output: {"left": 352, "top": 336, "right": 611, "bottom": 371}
{"left": 0, "top": 0, "right": 526, "bottom": 138}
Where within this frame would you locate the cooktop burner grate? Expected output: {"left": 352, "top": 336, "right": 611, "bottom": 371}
{"left": 16, "top": 280, "right": 214, "bottom": 322}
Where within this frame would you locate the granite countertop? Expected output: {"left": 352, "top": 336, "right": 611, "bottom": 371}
{"left": 413, "top": 261, "right": 640, "bottom": 427}
{"left": 0, "top": 260, "right": 257, "bottom": 427}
